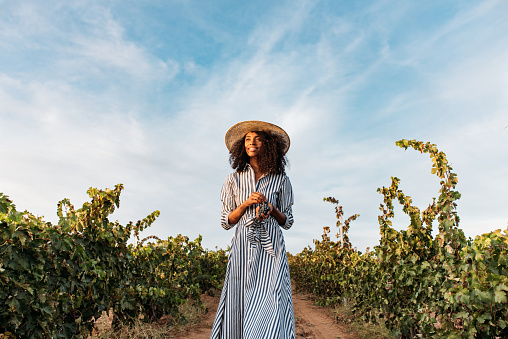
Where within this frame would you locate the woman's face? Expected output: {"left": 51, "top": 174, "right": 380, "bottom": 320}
{"left": 244, "top": 132, "right": 262, "bottom": 158}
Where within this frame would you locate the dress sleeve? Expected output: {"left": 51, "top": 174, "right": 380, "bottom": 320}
{"left": 278, "top": 176, "right": 294, "bottom": 230}
{"left": 220, "top": 174, "right": 237, "bottom": 230}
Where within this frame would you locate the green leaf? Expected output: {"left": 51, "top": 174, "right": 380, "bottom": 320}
{"left": 477, "top": 313, "right": 492, "bottom": 324}
{"left": 494, "top": 289, "right": 507, "bottom": 303}
{"left": 41, "top": 306, "right": 54, "bottom": 315}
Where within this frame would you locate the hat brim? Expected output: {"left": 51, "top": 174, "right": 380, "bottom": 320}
{"left": 225, "top": 120, "right": 290, "bottom": 155}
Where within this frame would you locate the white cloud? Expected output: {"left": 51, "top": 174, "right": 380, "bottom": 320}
{"left": 65, "top": 12, "right": 179, "bottom": 80}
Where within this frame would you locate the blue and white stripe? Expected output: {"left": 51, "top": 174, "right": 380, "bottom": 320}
{"left": 210, "top": 164, "right": 295, "bottom": 339}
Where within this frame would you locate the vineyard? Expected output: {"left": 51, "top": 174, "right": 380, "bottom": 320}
{"left": 1, "top": 139, "right": 507, "bottom": 338}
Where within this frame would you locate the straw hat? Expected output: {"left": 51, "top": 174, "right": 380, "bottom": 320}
{"left": 225, "top": 120, "right": 290, "bottom": 155}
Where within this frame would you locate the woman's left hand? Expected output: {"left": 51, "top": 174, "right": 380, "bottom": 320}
{"left": 256, "top": 203, "right": 274, "bottom": 221}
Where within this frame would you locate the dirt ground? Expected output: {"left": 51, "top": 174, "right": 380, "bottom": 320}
{"left": 173, "top": 288, "right": 358, "bottom": 339}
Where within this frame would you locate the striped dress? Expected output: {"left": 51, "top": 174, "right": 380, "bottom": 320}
{"left": 210, "top": 164, "right": 295, "bottom": 339}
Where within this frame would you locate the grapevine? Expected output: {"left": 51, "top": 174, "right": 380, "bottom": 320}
{"left": 289, "top": 139, "right": 508, "bottom": 338}
{"left": 0, "top": 186, "right": 227, "bottom": 338}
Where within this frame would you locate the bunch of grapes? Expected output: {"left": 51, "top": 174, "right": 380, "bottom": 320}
{"left": 258, "top": 202, "right": 270, "bottom": 216}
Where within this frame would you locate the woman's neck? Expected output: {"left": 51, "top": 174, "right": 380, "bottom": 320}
{"left": 249, "top": 158, "right": 263, "bottom": 182}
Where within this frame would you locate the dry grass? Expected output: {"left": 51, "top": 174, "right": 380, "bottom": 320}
{"left": 329, "top": 303, "right": 393, "bottom": 339}
{"left": 89, "top": 298, "right": 207, "bottom": 339}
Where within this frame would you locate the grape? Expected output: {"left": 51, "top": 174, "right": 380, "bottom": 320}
{"left": 258, "top": 202, "right": 271, "bottom": 216}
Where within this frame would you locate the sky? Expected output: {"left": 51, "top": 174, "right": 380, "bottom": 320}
{"left": 1, "top": 0, "right": 507, "bottom": 254}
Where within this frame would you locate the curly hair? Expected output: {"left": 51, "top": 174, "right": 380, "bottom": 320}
{"left": 229, "top": 130, "right": 288, "bottom": 175}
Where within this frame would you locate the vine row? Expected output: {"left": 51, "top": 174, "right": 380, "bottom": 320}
{"left": 0, "top": 185, "right": 227, "bottom": 338}
{"left": 289, "top": 139, "right": 508, "bottom": 338}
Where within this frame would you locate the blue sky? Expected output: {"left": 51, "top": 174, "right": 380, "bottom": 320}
{"left": 1, "top": 0, "right": 507, "bottom": 253}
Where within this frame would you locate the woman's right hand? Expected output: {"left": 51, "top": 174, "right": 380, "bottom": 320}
{"left": 228, "top": 191, "right": 266, "bottom": 225}
{"left": 243, "top": 192, "right": 266, "bottom": 207}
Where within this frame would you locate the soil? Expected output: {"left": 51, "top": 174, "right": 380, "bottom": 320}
{"left": 173, "top": 288, "right": 358, "bottom": 339}
{"left": 292, "top": 291, "right": 358, "bottom": 339}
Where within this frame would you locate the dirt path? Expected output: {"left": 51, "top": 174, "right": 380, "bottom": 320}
{"left": 173, "top": 289, "right": 357, "bottom": 339}
{"left": 292, "top": 290, "right": 358, "bottom": 339}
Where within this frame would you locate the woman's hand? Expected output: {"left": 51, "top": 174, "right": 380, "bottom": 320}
{"left": 228, "top": 192, "right": 286, "bottom": 226}
{"left": 244, "top": 192, "right": 266, "bottom": 207}
{"left": 256, "top": 203, "right": 273, "bottom": 220}
{"left": 260, "top": 203, "right": 287, "bottom": 226}
{"left": 227, "top": 192, "right": 266, "bottom": 225}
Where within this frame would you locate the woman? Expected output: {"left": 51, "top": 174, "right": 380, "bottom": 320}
{"left": 210, "top": 120, "right": 295, "bottom": 339}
